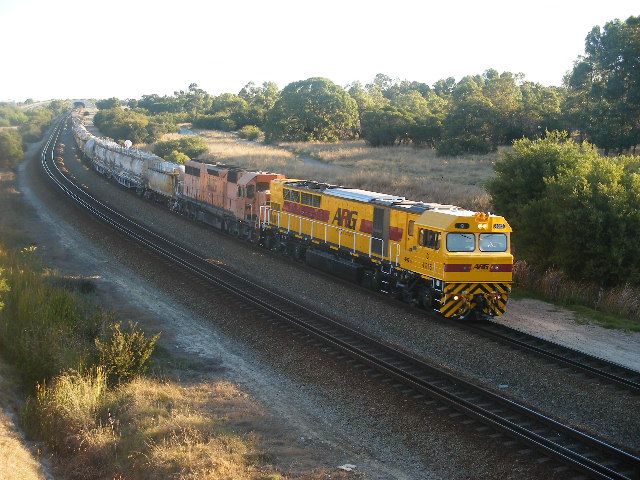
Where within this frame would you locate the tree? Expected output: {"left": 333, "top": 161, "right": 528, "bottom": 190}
{"left": 438, "top": 75, "right": 498, "bottom": 155}
{"left": 208, "top": 93, "right": 249, "bottom": 128}
{"left": 239, "top": 81, "right": 279, "bottom": 127}
{"left": 96, "top": 97, "right": 121, "bottom": 110}
{"left": 566, "top": 16, "right": 640, "bottom": 153}
{"left": 264, "top": 77, "right": 359, "bottom": 142}
{"left": 360, "top": 107, "right": 413, "bottom": 146}
{"left": 93, "top": 108, "right": 152, "bottom": 143}
{"left": 0, "top": 129, "right": 24, "bottom": 168}
{"left": 518, "top": 82, "right": 565, "bottom": 138}
{"left": 487, "top": 131, "right": 601, "bottom": 272}
{"left": 347, "top": 81, "right": 389, "bottom": 118}
{"left": 482, "top": 70, "right": 523, "bottom": 143}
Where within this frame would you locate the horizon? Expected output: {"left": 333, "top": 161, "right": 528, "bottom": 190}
{"left": 0, "top": 0, "right": 638, "bottom": 102}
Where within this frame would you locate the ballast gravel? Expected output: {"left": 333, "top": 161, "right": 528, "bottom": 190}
{"left": 50, "top": 126, "right": 640, "bottom": 459}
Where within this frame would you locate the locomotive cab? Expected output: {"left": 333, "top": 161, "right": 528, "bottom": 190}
{"left": 406, "top": 210, "right": 513, "bottom": 319}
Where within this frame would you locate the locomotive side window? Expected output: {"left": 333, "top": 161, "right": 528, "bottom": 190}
{"left": 300, "top": 192, "right": 321, "bottom": 207}
{"left": 479, "top": 233, "right": 507, "bottom": 252}
{"left": 283, "top": 188, "right": 300, "bottom": 202}
{"left": 246, "top": 184, "right": 255, "bottom": 198}
{"left": 408, "top": 220, "right": 415, "bottom": 237}
{"left": 257, "top": 182, "right": 270, "bottom": 192}
{"left": 447, "top": 233, "right": 476, "bottom": 252}
{"left": 419, "top": 229, "right": 440, "bottom": 249}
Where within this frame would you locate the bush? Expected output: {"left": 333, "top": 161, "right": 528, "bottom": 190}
{"left": 238, "top": 125, "right": 263, "bottom": 141}
{"left": 0, "top": 249, "right": 99, "bottom": 385}
{"left": 164, "top": 150, "right": 190, "bottom": 164}
{"left": 93, "top": 107, "right": 175, "bottom": 144}
{"left": 0, "top": 129, "right": 24, "bottom": 168}
{"left": 95, "top": 322, "right": 159, "bottom": 385}
{"left": 489, "top": 132, "right": 640, "bottom": 286}
{"left": 153, "top": 136, "right": 208, "bottom": 159}
{"left": 436, "top": 135, "right": 494, "bottom": 156}
{"left": 192, "top": 113, "right": 237, "bottom": 131}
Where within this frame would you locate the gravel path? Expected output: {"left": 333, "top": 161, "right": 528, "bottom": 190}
{"left": 497, "top": 299, "right": 640, "bottom": 371}
{"left": 56, "top": 126, "right": 640, "bottom": 455}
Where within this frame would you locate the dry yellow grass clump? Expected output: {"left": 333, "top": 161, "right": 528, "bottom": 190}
{"left": 26, "top": 370, "right": 277, "bottom": 480}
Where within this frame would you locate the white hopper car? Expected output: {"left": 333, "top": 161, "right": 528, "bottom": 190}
{"left": 71, "top": 114, "right": 184, "bottom": 203}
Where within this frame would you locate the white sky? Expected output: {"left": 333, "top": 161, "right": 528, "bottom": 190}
{"left": 0, "top": 0, "right": 637, "bottom": 101}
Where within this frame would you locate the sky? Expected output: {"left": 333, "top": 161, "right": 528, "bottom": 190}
{"left": 0, "top": 0, "right": 638, "bottom": 101}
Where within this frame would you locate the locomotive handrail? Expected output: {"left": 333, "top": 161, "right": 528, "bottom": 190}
{"left": 259, "top": 206, "right": 401, "bottom": 266}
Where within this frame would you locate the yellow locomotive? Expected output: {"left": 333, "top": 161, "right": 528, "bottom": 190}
{"left": 259, "top": 179, "right": 513, "bottom": 319}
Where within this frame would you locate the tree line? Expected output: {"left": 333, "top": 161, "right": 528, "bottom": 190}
{"left": 0, "top": 101, "right": 67, "bottom": 169}
{"left": 92, "top": 15, "right": 638, "bottom": 157}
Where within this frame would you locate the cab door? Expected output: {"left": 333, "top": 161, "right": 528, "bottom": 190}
{"left": 372, "top": 207, "right": 389, "bottom": 257}
{"left": 414, "top": 227, "right": 441, "bottom": 276}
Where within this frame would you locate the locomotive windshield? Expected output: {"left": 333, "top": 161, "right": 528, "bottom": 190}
{"left": 479, "top": 233, "right": 507, "bottom": 252}
{"left": 446, "top": 233, "right": 475, "bottom": 252}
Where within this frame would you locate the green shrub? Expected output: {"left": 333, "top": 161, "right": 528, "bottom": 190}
{"left": 0, "top": 129, "right": 24, "bottom": 168}
{"left": 153, "top": 136, "right": 207, "bottom": 159}
{"left": 0, "top": 249, "right": 99, "bottom": 385}
{"left": 95, "top": 322, "right": 159, "bottom": 385}
{"left": 436, "top": 135, "right": 494, "bottom": 156}
{"left": 192, "top": 113, "right": 237, "bottom": 131}
{"left": 238, "top": 125, "right": 263, "bottom": 141}
{"left": 489, "top": 131, "right": 640, "bottom": 286}
{"left": 164, "top": 150, "right": 190, "bottom": 164}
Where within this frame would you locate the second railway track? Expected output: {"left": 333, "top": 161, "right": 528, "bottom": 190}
{"left": 464, "top": 320, "right": 640, "bottom": 393}
{"left": 41, "top": 117, "right": 640, "bottom": 480}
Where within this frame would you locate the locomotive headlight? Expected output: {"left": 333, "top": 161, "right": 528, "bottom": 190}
{"left": 453, "top": 295, "right": 459, "bottom": 301}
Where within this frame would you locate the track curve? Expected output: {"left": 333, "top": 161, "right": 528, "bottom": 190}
{"left": 41, "top": 117, "right": 640, "bottom": 480}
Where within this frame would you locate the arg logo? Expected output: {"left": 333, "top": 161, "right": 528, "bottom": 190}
{"left": 332, "top": 208, "right": 358, "bottom": 230}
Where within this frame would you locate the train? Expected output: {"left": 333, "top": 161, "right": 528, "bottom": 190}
{"left": 70, "top": 112, "right": 513, "bottom": 320}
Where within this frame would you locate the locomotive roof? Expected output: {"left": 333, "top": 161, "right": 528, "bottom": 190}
{"left": 282, "top": 179, "right": 471, "bottom": 214}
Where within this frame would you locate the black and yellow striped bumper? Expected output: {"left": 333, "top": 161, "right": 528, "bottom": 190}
{"left": 440, "top": 283, "right": 511, "bottom": 318}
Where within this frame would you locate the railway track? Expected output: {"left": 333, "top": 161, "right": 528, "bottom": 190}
{"left": 464, "top": 321, "right": 640, "bottom": 393}
{"left": 41, "top": 118, "right": 640, "bottom": 480}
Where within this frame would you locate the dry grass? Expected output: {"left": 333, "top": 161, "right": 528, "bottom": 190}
{"left": 0, "top": 362, "right": 47, "bottom": 480}
{"left": 153, "top": 131, "right": 498, "bottom": 210}
{"left": 513, "top": 261, "right": 640, "bottom": 331}
{"left": 25, "top": 372, "right": 280, "bottom": 480}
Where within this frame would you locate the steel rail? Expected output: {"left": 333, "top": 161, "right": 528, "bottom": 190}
{"left": 40, "top": 118, "right": 640, "bottom": 480}
{"left": 464, "top": 320, "right": 640, "bottom": 393}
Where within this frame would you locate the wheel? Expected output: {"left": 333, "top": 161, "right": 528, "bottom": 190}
{"left": 418, "top": 287, "right": 433, "bottom": 309}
